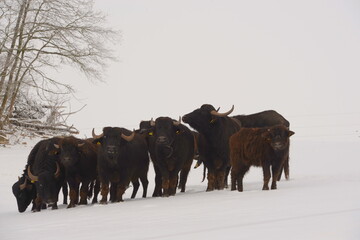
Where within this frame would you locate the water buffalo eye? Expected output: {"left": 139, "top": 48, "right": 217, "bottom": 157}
{"left": 176, "top": 130, "right": 180, "bottom": 134}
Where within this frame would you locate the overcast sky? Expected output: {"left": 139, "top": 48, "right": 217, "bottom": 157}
{"left": 66, "top": 0, "right": 360, "bottom": 139}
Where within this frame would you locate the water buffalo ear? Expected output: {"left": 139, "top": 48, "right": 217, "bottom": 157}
{"left": 288, "top": 130, "right": 295, "bottom": 137}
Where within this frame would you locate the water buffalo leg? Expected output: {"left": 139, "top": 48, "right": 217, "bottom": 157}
{"left": 179, "top": 167, "right": 190, "bottom": 193}
{"left": 152, "top": 166, "right": 162, "bottom": 197}
{"left": 262, "top": 162, "right": 271, "bottom": 190}
{"left": 230, "top": 168, "right": 238, "bottom": 191}
{"left": 33, "top": 195, "right": 42, "bottom": 212}
{"left": 215, "top": 169, "right": 225, "bottom": 190}
{"left": 116, "top": 183, "right": 128, "bottom": 202}
{"left": 79, "top": 180, "right": 90, "bottom": 205}
{"left": 110, "top": 182, "right": 117, "bottom": 202}
{"left": 169, "top": 173, "right": 178, "bottom": 196}
{"left": 284, "top": 156, "right": 290, "bottom": 180}
{"left": 206, "top": 170, "right": 215, "bottom": 192}
{"left": 130, "top": 179, "right": 140, "bottom": 199}
{"left": 62, "top": 182, "right": 68, "bottom": 204}
{"left": 162, "top": 178, "right": 170, "bottom": 197}
{"left": 68, "top": 180, "right": 80, "bottom": 208}
{"left": 271, "top": 161, "right": 283, "bottom": 190}
{"left": 100, "top": 181, "right": 109, "bottom": 204}
{"left": 92, "top": 178, "right": 100, "bottom": 204}
{"left": 140, "top": 175, "right": 149, "bottom": 198}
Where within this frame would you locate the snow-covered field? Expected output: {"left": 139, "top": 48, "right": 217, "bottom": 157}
{"left": 1, "top": 136, "right": 359, "bottom": 240}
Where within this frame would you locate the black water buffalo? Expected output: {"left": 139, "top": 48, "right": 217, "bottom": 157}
{"left": 182, "top": 104, "right": 241, "bottom": 191}
{"left": 233, "top": 110, "right": 291, "bottom": 180}
{"left": 92, "top": 127, "right": 149, "bottom": 203}
{"left": 54, "top": 136, "right": 99, "bottom": 208}
{"left": 230, "top": 125, "right": 294, "bottom": 191}
{"left": 146, "top": 117, "right": 194, "bottom": 197}
{"left": 26, "top": 137, "right": 66, "bottom": 211}
{"left": 12, "top": 142, "right": 69, "bottom": 213}
{"left": 12, "top": 175, "right": 36, "bottom": 213}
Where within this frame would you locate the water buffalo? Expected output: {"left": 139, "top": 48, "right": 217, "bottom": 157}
{"left": 146, "top": 117, "right": 194, "bottom": 197}
{"left": 92, "top": 127, "right": 149, "bottom": 204}
{"left": 182, "top": 104, "right": 241, "bottom": 191}
{"left": 26, "top": 137, "right": 66, "bottom": 211}
{"left": 229, "top": 125, "right": 294, "bottom": 191}
{"left": 54, "top": 136, "right": 99, "bottom": 208}
{"left": 232, "top": 110, "right": 291, "bottom": 180}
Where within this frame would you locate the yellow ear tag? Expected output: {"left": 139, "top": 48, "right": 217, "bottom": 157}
{"left": 148, "top": 132, "right": 153, "bottom": 136}
{"left": 97, "top": 142, "right": 101, "bottom": 145}
{"left": 31, "top": 180, "right": 36, "bottom": 183}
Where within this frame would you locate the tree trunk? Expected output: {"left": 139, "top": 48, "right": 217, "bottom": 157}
{"left": 0, "top": 0, "right": 29, "bottom": 129}
{"left": 0, "top": 0, "right": 27, "bottom": 129}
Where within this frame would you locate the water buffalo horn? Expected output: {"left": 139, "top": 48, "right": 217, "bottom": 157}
{"left": 173, "top": 116, "right": 181, "bottom": 126}
{"left": 27, "top": 166, "right": 39, "bottom": 182}
{"left": 19, "top": 178, "right": 28, "bottom": 190}
{"left": 54, "top": 162, "right": 61, "bottom": 178}
{"left": 54, "top": 144, "right": 60, "bottom": 149}
{"left": 150, "top": 118, "right": 155, "bottom": 127}
{"left": 121, "top": 131, "right": 135, "bottom": 142}
{"left": 92, "top": 128, "right": 104, "bottom": 139}
{"left": 210, "top": 105, "right": 234, "bottom": 117}
{"left": 77, "top": 143, "right": 85, "bottom": 147}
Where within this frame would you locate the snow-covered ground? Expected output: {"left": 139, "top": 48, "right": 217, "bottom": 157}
{"left": 1, "top": 136, "right": 359, "bottom": 240}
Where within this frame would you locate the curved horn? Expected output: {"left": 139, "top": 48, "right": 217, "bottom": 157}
{"left": 92, "top": 128, "right": 104, "bottom": 139}
{"left": 54, "top": 161, "right": 61, "bottom": 178}
{"left": 173, "top": 116, "right": 181, "bottom": 126}
{"left": 19, "top": 178, "right": 28, "bottom": 190}
{"left": 150, "top": 118, "right": 155, "bottom": 127}
{"left": 27, "top": 166, "right": 38, "bottom": 182}
{"left": 210, "top": 105, "right": 234, "bottom": 117}
{"left": 121, "top": 130, "right": 135, "bottom": 142}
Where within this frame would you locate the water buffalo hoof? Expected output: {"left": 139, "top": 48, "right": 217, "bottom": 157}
{"left": 67, "top": 203, "right": 76, "bottom": 208}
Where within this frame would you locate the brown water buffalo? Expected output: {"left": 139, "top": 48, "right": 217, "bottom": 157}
{"left": 229, "top": 125, "right": 294, "bottom": 192}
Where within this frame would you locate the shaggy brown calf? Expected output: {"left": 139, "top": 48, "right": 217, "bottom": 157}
{"left": 229, "top": 125, "right": 294, "bottom": 192}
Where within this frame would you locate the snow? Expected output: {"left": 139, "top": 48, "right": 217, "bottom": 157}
{"left": 1, "top": 137, "right": 359, "bottom": 240}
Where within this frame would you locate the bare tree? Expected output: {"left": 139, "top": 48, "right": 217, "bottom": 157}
{"left": 0, "top": 0, "right": 118, "bottom": 130}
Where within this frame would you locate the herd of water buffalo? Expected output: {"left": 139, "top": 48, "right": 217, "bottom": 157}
{"left": 12, "top": 104, "right": 294, "bottom": 213}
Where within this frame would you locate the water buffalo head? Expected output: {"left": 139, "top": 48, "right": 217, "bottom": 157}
{"left": 149, "top": 117, "right": 182, "bottom": 158}
{"left": 27, "top": 161, "right": 61, "bottom": 205}
{"left": 12, "top": 177, "right": 35, "bottom": 213}
{"left": 182, "top": 104, "right": 234, "bottom": 133}
{"left": 92, "top": 127, "right": 135, "bottom": 163}
{"left": 54, "top": 136, "right": 85, "bottom": 169}
{"left": 262, "top": 125, "right": 295, "bottom": 151}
